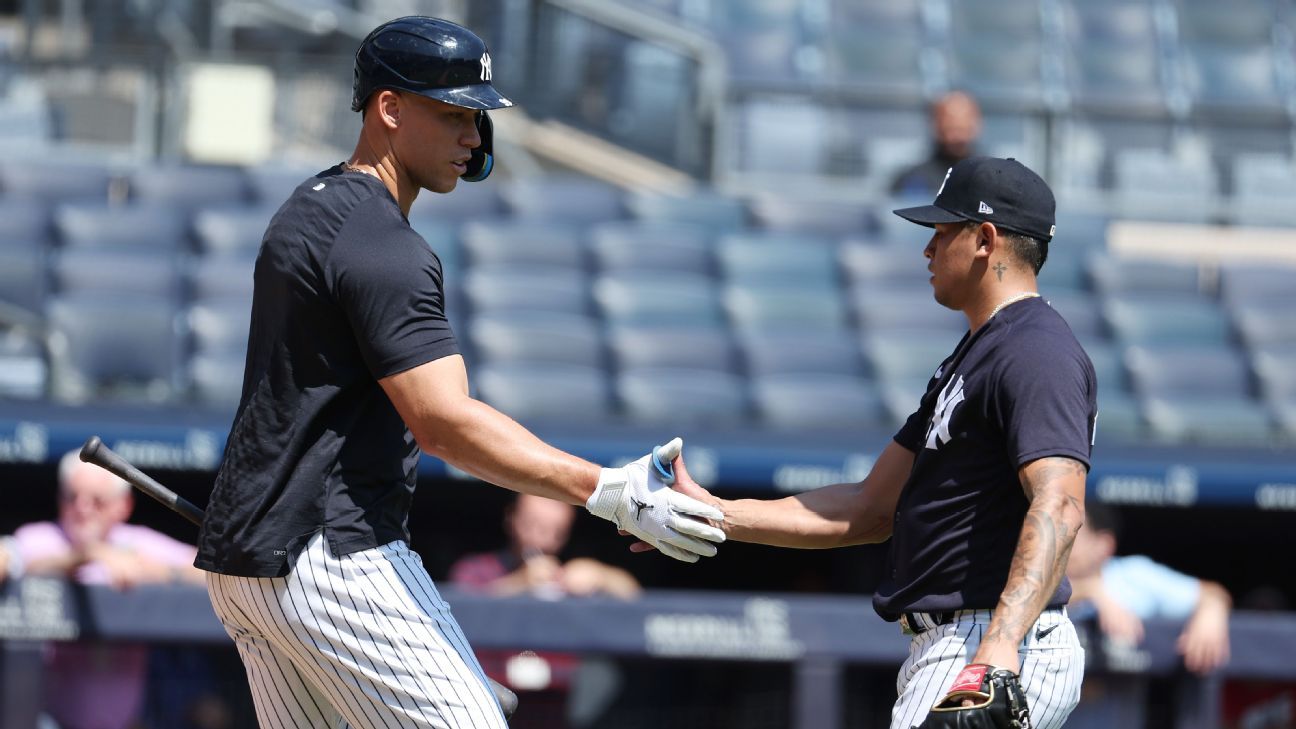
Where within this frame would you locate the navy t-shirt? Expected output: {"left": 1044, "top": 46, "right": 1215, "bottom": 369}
{"left": 873, "top": 296, "right": 1098, "bottom": 621}
{"left": 195, "top": 166, "right": 459, "bottom": 577}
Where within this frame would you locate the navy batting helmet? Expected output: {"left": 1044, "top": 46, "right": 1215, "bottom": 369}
{"left": 352, "top": 16, "right": 512, "bottom": 181}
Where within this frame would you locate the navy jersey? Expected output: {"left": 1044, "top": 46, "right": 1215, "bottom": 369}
{"left": 873, "top": 296, "right": 1097, "bottom": 620}
{"left": 195, "top": 166, "right": 459, "bottom": 577}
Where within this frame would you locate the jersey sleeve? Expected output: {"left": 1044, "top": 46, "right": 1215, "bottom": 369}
{"left": 995, "top": 337, "right": 1097, "bottom": 470}
{"left": 328, "top": 198, "right": 460, "bottom": 379}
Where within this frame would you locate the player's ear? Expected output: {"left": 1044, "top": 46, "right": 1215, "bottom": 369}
{"left": 376, "top": 90, "right": 401, "bottom": 129}
{"left": 974, "top": 222, "right": 997, "bottom": 258}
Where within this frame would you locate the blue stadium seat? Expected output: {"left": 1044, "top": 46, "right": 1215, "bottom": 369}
{"left": 190, "top": 351, "right": 246, "bottom": 408}
{"left": 475, "top": 362, "right": 613, "bottom": 421}
{"left": 716, "top": 233, "right": 839, "bottom": 287}
{"left": 408, "top": 180, "right": 504, "bottom": 221}
{"left": 862, "top": 331, "right": 958, "bottom": 384}
{"left": 822, "top": 28, "right": 927, "bottom": 104}
{"left": 46, "top": 292, "right": 185, "bottom": 403}
{"left": 740, "top": 330, "right": 866, "bottom": 377}
{"left": 1111, "top": 149, "right": 1220, "bottom": 222}
{"left": 405, "top": 218, "right": 462, "bottom": 278}
{"left": 460, "top": 220, "right": 587, "bottom": 269}
{"left": 466, "top": 311, "right": 604, "bottom": 368}
{"left": 1078, "top": 338, "right": 1131, "bottom": 394}
{"left": 748, "top": 195, "right": 873, "bottom": 237}
{"left": 1252, "top": 344, "right": 1296, "bottom": 401}
{"left": 1064, "top": 44, "right": 1168, "bottom": 115}
{"left": 594, "top": 271, "right": 725, "bottom": 326}
{"left": 1143, "top": 394, "right": 1274, "bottom": 445}
{"left": 190, "top": 255, "right": 256, "bottom": 301}
{"left": 1087, "top": 253, "right": 1203, "bottom": 297}
{"left": 1219, "top": 263, "right": 1296, "bottom": 309}
{"left": 739, "top": 100, "right": 834, "bottom": 176}
{"left": 54, "top": 203, "right": 189, "bottom": 251}
{"left": 1093, "top": 391, "right": 1145, "bottom": 443}
{"left": 1175, "top": 1, "right": 1276, "bottom": 46}
{"left": 0, "top": 162, "right": 113, "bottom": 203}
{"left": 838, "top": 241, "right": 931, "bottom": 288}
{"left": 243, "top": 164, "right": 326, "bottom": 206}
{"left": 1043, "top": 291, "right": 1108, "bottom": 341}
{"left": 188, "top": 297, "right": 252, "bottom": 356}
{"left": 1234, "top": 304, "right": 1296, "bottom": 350}
{"left": 1230, "top": 155, "right": 1296, "bottom": 227}
{"left": 850, "top": 284, "right": 966, "bottom": 334}
{"left": 948, "top": 39, "right": 1047, "bottom": 110}
{"left": 1036, "top": 242, "right": 1092, "bottom": 293}
{"left": 1060, "top": 0, "right": 1158, "bottom": 46}
{"left": 464, "top": 266, "right": 590, "bottom": 316}
{"left": 1104, "top": 293, "right": 1233, "bottom": 346}
{"left": 1274, "top": 397, "right": 1296, "bottom": 441}
{"left": 608, "top": 324, "right": 739, "bottom": 373}
{"left": 192, "top": 207, "right": 275, "bottom": 256}
{"left": 1051, "top": 211, "right": 1109, "bottom": 249}
{"left": 1181, "top": 44, "right": 1287, "bottom": 119}
{"left": 0, "top": 242, "right": 45, "bottom": 313}
{"left": 53, "top": 249, "right": 181, "bottom": 298}
{"left": 0, "top": 324, "right": 47, "bottom": 399}
{"left": 724, "top": 283, "right": 850, "bottom": 332}
{"left": 0, "top": 199, "right": 51, "bottom": 244}
{"left": 589, "top": 221, "right": 714, "bottom": 275}
{"left": 625, "top": 189, "right": 748, "bottom": 231}
{"left": 617, "top": 367, "right": 749, "bottom": 424}
{"left": 1125, "top": 344, "right": 1254, "bottom": 399}
{"left": 500, "top": 176, "right": 624, "bottom": 225}
{"left": 128, "top": 166, "right": 249, "bottom": 210}
{"left": 752, "top": 373, "right": 885, "bottom": 430}
{"left": 948, "top": 0, "right": 1043, "bottom": 40}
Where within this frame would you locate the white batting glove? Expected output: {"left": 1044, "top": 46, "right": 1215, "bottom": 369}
{"left": 586, "top": 437, "right": 725, "bottom": 563}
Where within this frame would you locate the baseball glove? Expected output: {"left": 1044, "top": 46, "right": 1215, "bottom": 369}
{"left": 913, "top": 664, "right": 1032, "bottom": 729}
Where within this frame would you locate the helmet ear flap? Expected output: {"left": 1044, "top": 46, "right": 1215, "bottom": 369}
{"left": 461, "top": 111, "right": 494, "bottom": 182}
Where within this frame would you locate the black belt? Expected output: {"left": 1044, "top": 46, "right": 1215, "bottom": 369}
{"left": 899, "top": 606, "right": 1064, "bottom": 636}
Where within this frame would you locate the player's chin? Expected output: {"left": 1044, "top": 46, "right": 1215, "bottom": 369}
{"left": 425, "top": 174, "right": 460, "bottom": 195}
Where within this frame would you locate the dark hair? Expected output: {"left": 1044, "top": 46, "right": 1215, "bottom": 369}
{"left": 1001, "top": 230, "right": 1048, "bottom": 275}
{"left": 1083, "top": 500, "right": 1120, "bottom": 535}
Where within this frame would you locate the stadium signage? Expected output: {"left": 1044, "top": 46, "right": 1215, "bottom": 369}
{"left": 1095, "top": 464, "right": 1198, "bottom": 506}
{"left": 0, "top": 421, "right": 48, "bottom": 464}
{"left": 644, "top": 598, "right": 804, "bottom": 659}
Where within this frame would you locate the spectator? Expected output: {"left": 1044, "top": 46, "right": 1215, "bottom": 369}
{"left": 1067, "top": 500, "right": 1231, "bottom": 674}
{"left": 3, "top": 450, "right": 204, "bottom": 729}
{"left": 450, "top": 494, "right": 640, "bottom": 728}
{"left": 890, "top": 90, "right": 984, "bottom": 198}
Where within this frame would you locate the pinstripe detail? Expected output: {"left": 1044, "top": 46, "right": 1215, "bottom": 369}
{"left": 206, "top": 532, "right": 505, "bottom": 728}
{"left": 889, "top": 609, "right": 1083, "bottom": 729}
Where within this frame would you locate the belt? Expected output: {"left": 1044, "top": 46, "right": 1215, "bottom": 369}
{"left": 899, "top": 606, "right": 1065, "bottom": 636}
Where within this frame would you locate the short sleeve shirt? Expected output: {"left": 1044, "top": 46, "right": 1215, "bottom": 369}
{"left": 1102, "top": 555, "right": 1201, "bottom": 621}
{"left": 195, "top": 166, "right": 459, "bottom": 577}
{"left": 873, "top": 296, "right": 1098, "bottom": 620}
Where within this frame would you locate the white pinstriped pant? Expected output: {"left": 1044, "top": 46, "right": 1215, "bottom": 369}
{"left": 206, "top": 532, "right": 508, "bottom": 729}
{"left": 891, "top": 607, "right": 1085, "bottom": 729}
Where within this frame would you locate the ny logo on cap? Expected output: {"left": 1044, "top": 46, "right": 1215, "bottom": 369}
{"left": 937, "top": 167, "right": 953, "bottom": 196}
{"left": 480, "top": 52, "right": 493, "bottom": 82}
{"left": 978, "top": 201, "right": 995, "bottom": 215}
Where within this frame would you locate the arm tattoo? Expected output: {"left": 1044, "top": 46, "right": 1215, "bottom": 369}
{"left": 982, "top": 457, "right": 1085, "bottom": 649}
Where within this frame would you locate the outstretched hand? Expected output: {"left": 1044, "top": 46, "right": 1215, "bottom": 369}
{"left": 624, "top": 441, "right": 725, "bottom": 555}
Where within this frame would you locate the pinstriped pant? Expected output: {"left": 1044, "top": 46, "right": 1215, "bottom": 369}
{"left": 891, "top": 608, "right": 1084, "bottom": 729}
{"left": 207, "top": 532, "right": 508, "bottom": 729}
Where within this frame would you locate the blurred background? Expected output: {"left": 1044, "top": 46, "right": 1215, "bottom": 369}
{"left": 0, "top": 0, "right": 1294, "bottom": 727}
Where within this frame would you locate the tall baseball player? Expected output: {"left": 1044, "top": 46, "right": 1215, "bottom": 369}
{"left": 193, "top": 17, "right": 724, "bottom": 729}
{"left": 656, "top": 157, "right": 1094, "bottom": 728}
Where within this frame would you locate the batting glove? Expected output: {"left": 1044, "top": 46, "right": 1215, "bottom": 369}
{"left": 586, "top": 437, "right": 725, "bottom": 563}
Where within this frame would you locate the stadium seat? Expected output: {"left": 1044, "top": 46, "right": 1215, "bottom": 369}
{"left": 617, "top": 367, "right": 749, "bottom": 424}
{"left": 589, "top": 221, "right": 714, "bottom": 275}
{"left": 594, "top": 271, "right": 725, "bottom": 327}
{"left": 460, "top": 220, "right": 587, "bottom": 269}
{"left": 190, "top": 255, "right": 256, "bottom": 301}
{"left": 46, "top": 292, "right": 185, "bottom": 403}
{"left": 608, "top": 324, "right": 739, "bottom": 373}
{"left": 499, "top": 176, "right": 624, "bottom": 225}
{"left": 948, "top": 39, "right": 1047, "bottom": 110}
{"left": 0, "top": 162, "right": 113, "bottom": 203}
{"left": 404, "top": 218, "right": 462, "bottom": 276}
{"left": 1043, "top": 291, "right": 1107, "bottom": 341}
{"left": 1175, "top": 1, "right": 1275, "bottom": 46}
{"left": 821, "top": 29, "right": 927, "bottom": 104}
{"left": 1064, "top": 44, "right": 1167, "bottom": 115}
{"left": 948, "top": 0, "right": 1043, "bottom": 40}
{"left": 0, "top": 324, "right": 47, "bottom": 399}
{"left": 850, "top": 284, "right": 967, "bottom": 334}
{"left": 747, "top": 195, "right": 873, "bottom": 237}
{"left": 1125, "top": 344, "right": 1254, "bottom": 399}
{"left": 464, "top": 266, "right": 591, "bottom": 316}
{"left": 408, "top": 179, "right": 504, "bottom": 221}
{"left": 1060, "top": 0, "right": 1157, "bottom": 46}
{"left": 1087, "top": 254, "right": 1203, "bottom": 297}
{"left": 1143, "top": 394, "right": 1274, "bottom": 445}
{"left": 54, "top": 203, "right": 189, "bottom": 251}
{"left": 625, "top": 189, "right": 748, "bottom": 231}
{"left": 53, "top": 249, "right": 181, "bottom": 298}
{"left": 466, "top": 311, "right": 604, "bottom": 368}
{"left": 1104, "top": 294, "right": 1233, "bottom": 347}
{"left": 1111, "top": 148, "right": 1220, "bottom": 222}
{"left": 1230, "top": 155, "right": 1296, "bottom": 227}
{"left": 838, "top": 241, "right": 932, "bottom": 288}
{"left": 192, "top": 206, "right": 276, "bottom": 257}
{"left": 1252, "top": 344, "right": 1296, "bottom": 401}
{"left": 190, "top": 351, "right": 246, "bottom": 408}
{"left": 1036, "top": 242, "right": 1092, "bottom": 293}
{"left": 752, "top": 373, "right": 885, "bottom": 430}
{"left": 740, "top": 330, "right": 866, "bottom": 377}
{"left": 1093, "top": 391, "right": 1145, "bottom": 443}
{"left": 0, "top": 242, "right": 45, "bottom": 313}
{"left": 1078, "top": 338, "right": 1131, "bottom": 394}
{"left": 1181, "top": 44, "right": 1287, "bottom": 119}
{"left": 739, "top": 100, "right": 833, "bottom": 176}
{"left": 188, "top": 297, "right": 252, "bottom": 356}
{"left": 0, "top": 199, "right": 51, "bottom": 244}
{"left": 128, "top": 165, "right": 249, "bottom": 210}
{"left": 475, "top": 362, "right": 613, "bottom": 421}
{"left": 1219, "top": 263, "right": 1296, "bottom": 309}
{"left": 1234, "top": 304, "right": 1296, "bottom": 349}
{"left": 724, "top": 283, "right": 850, "bottom": 332}
{"left": 1051, "top": 211, "right": 1109, "bottom": 249}
{"left": 243, "top": 164, "right": 327, "bottom": 206}
{"left": 716, "top": 232, "right": 839, "bottom": 287}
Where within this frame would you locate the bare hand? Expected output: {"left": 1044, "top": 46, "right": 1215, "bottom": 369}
{"left": 1178, "top": 599, "right": 1230, "bottom": 674}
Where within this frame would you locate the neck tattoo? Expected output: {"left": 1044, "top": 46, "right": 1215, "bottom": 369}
{"left": 993, "top": 262, "right": 1007, "bottom": 281}
{"left": 988, "top": 291, "right": 1040, "bottom": 320}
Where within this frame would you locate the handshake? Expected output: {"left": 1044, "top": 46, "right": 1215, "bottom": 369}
{"left": 586, "top": 437, "right": 725, "bottom": 563}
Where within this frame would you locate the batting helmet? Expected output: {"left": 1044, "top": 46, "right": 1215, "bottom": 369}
{"left": 352, "top": 16, "right": 513, "bottom": 181}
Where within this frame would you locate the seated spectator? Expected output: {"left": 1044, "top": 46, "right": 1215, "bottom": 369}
{"left": 450, "top": 494, "right": 639, "bottom": 728}
{"left": 3, "top": 450, "right": 204, "bottom": 729}
{"left": 889, "top": 90, "right": 983, "bottom": 198}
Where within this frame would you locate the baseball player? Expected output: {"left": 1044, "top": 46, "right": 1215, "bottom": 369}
{"left": 658, "top": 157, "right": 1095, "bottom": 728}
{"left": 193, "top": 17, "right": 724, "bottom": 729}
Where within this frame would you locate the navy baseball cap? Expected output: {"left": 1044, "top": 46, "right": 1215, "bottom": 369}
{"left": 893, "top": 156, "right": 1056, "bottom": 242}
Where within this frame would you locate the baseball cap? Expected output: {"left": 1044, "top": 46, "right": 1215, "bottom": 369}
{"left": 892, "top": 156, "right": 1056, "bottom": 242}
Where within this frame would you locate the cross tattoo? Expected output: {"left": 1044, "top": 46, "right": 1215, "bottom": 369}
{"left": 993, "top": 262, "right": 1007, "bottom": 281}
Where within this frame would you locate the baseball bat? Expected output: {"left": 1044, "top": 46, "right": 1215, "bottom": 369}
{"left": 76, "top": 435, "right": 520, "bottom": 719}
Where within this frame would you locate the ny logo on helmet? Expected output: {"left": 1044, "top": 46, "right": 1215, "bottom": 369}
{"left": 480, "top": 53, "right": 493, "bottom": 82}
